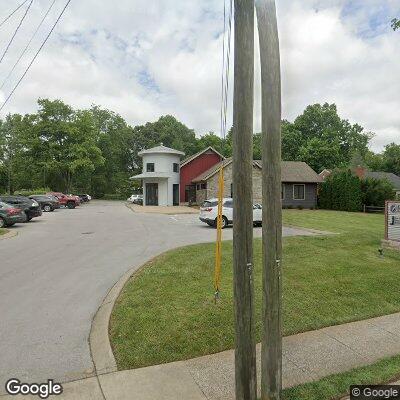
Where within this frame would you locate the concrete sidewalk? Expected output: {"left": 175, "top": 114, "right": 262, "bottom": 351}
{"left": 4, "top": 312, "right": 400, "bottom": 400}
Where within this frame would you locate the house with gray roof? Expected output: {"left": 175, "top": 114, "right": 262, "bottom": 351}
{"left": 192, "top": 158, "right": 322, "bottom": 208}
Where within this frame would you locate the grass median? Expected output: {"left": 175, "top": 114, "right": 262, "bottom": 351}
{"left": 0, "top": 228, "right": 8, "bottom": 235}
{"left": 110, "top": 210, "right": 400, "bottom": 370}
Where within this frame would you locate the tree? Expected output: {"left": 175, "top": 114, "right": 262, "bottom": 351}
{"left": 196, "top": 132, "right": 225, "bottom": 155}
{"left": 361, "top": 178, "right": 395, "bottom": 207}
{"left": 298, "top": 137, "right": 342, "bottom": 172}
{"left": 281, "top": 103, "right": 372, "bottom": 171}
{"left": 382, "top": 143, "right": 400, "bottom": 176}
{"left": 392, "top": 18, "right": 400, "bottom": 31}
{"left": 365, "top": 150, "right": 385, "bottom": 171}
{"left": 131, "top": 115, "right": 198, "bottom": 168}
{"left": 29, "top": 99, "right": 104, "bottom": 193}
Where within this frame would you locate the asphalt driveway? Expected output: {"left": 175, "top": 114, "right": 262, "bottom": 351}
{"left": 0, "top": 200, "right": 317, "bottom": 392}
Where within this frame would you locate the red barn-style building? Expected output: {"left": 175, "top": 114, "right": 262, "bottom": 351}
{"left": 180, "top": 146, "right": 223, "bottom": 204}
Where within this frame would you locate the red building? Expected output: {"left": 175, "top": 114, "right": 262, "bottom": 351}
{"left": 180, "top": 147, "right": 223, "bottom": 203}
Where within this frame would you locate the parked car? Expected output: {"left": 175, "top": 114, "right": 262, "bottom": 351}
{"left": 127, "top": 194, "right": 143, "bottom": 204}
{"left": 199, "top": 198, "right": 262, "bottom": 228}
{"left": 46, "top": 192, "right": 80, "bottom": 209}
{"left": 0, "top": 195, "right": 42, "bottom": 221}
{"left": 0, "top": 201, "right": 27, "bottom": 227}
{"left": 75, "top": 194, "right": 91, "bottom": 202}
{"left": 29, "top": 195, "right": 60, "bottom": 212}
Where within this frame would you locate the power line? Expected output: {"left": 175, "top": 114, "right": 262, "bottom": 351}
{"left": 1, "top": 0, "right": 58, "bottom": 91}
{"left": 0, "top": 0, "right": 29, "bottom": 29}
{"left": 0, "top": 0, "right": 34, "bottom": 65}
{"left": 0, "top": 0, "right": 72, "bottom": 113}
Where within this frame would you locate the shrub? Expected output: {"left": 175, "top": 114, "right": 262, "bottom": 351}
{"left": 102, "top": 193, "right": 126, "bottom": 201}
{"left": 14, "top": 187, "right": 51, "bottom": 196}
{"left": 319, "top": 170, "right": 362, "bottom": 212}
{"left": 361, "top": 178, "right": 395, "bottom": 207}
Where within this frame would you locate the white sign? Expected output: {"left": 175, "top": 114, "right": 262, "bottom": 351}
{"left": 386, "top": 201, "right": 400, "bottom": 242}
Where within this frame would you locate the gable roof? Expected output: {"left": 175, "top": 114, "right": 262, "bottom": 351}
{"left": 138, "top": 144, "right": 185, "bottom": 157}
{"left": 281, "top": 161, "right": 323, "bottom": 183}
{"left": 180, "top": 146, "right": 224, "bottom": 167}
{"left": 365, "top": 171, "right": 400, "bottom": 189}
{"left": 192, "top": 159, "right": 322, "bottom": 183}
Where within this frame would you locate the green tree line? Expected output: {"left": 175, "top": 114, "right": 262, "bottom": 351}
{"left": 0, "top": 99, "right": 399, "bottom": 198}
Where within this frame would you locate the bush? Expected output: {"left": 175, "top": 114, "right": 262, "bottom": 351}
{"left": 361, "top": 178, "right": 395, "bottom": 207}
{"left": 319, "top": 170, "right": 362, "bottom": 212}
{"left": 14, "top": 187, "right": 51, "bottom": 196}
{"left": 102, "top": 193, "right": 127, "bottom": 201}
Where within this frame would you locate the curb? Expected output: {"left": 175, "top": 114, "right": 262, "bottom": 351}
{"left": 89, "top": 261, "right": 150, "bottom": 376}
{"left": 0, "top": 229, "right": 18, "bottom": 240}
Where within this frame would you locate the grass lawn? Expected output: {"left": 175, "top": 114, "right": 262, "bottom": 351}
{"left": 0, "top": 228, "right": 7, "bottom": 235}
{"left": 110, "top": 210, "right": 400, "bottom": 371}
{"left": 283, "top": 354, "right": 400, "bottom": 400}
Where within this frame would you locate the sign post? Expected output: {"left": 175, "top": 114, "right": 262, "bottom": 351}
{"left": 383, "top": 201, "right": 400, "bottom": 250}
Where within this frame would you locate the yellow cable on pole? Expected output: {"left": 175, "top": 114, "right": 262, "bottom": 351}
{"left": 214, "top": 165, "right": 224, "bottom": 301}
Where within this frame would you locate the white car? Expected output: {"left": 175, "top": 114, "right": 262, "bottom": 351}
{"left": 199, "top": 198, "right": 262, "bottom": 228}
{"left": 127, "top": 194, "right": 143, "bottom": 204}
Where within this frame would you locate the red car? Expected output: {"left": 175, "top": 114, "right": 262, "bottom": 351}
{"left": 46, "top": 192, "right": 80, "bottom": 209}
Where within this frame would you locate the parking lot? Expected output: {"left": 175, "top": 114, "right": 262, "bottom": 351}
{"left": 0, "top": 200, "right": 316, "bottom": 392}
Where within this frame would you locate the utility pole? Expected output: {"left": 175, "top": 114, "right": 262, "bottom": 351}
{"left": 232, "top": 1, "right": 257, "bottom": 399}
{"left": 256, "top": 0, "right": 283, "bottom": 399}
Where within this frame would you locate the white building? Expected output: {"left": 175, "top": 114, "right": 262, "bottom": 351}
{"left": 131, "top": 144, "right": 185, "bottom": 206}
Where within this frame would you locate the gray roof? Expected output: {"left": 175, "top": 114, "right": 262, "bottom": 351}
{"left": 365, "top": 171, "right": 400, "bottom": 189}
{"left": 193, "top": 159, "right": 322, "bottom": 183}
{"left": 138, "top": 144, "right": 185, "bottom": 157}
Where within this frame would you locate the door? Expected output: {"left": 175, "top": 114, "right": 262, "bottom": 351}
{"left": 185, "top": 184, "right": 196, "bottom": 203}
{"left": 145, "top": 183, "right": 158, "bottom": 206}
{"left": 173, "top": 184, "right": 179, "bottom": 206}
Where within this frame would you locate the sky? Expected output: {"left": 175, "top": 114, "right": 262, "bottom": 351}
{"left": 0, "top": 0, "right": 399, "bottom": 152}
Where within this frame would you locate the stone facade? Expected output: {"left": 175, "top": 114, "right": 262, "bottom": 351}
{"left": 195, "top": 162, "right": 262, "bottom": 204}
{"left": 195, "top": 161, "right": 318, "bottom": 208}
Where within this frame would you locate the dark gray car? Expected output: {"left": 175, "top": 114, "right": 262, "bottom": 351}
{"left": 0, "top": 201, "right": 27, "bottom": 228}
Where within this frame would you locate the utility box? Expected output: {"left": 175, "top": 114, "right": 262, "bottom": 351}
{"left": 382, "top": 201, "right": 400, "bottom": 250}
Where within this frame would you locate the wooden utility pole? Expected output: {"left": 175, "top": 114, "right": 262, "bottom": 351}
{"left": 256, "top": 0, "right": 283, "bottom": 399}
{"left": 232, "top": 1, "right": 257, "bottom": 399}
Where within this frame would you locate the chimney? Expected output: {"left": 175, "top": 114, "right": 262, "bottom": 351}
{"left": 354, "top": 165, "right": 366, "bottom": 179}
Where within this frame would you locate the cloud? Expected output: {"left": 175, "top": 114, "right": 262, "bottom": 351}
{"left": 0, "top": 0, "right": 399, "bottom": 151}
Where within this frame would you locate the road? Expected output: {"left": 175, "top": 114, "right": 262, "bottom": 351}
{"left": 0, "top": 200, "right": 315, "bottom": 391}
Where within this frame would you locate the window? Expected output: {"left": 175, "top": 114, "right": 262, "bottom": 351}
{"left": 293, "top": 184, "right": 305, "bottom": 200}
{"left": 173, "top": 163, "right": 179, "bottom": 173}
{"left": 281, "top": 184, "right": 285, "bottom": 200}
{"left": 146, "top": 163, "right": 154, "bottom": 172}
{"left": 200, "top": 183, "right": 207, "bottom": 190}
{"left": 230, "top": 183, "right": 233, "bottom": 198}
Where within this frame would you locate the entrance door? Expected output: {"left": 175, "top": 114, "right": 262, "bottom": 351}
{"left": 173, "top": 184, "right": 179, "bottom": 206}
{"left": 146, "top": 183, "right": 158, "bottom": 205}
{"left": 185, "top": 184, "right": 196, "bottom": 203}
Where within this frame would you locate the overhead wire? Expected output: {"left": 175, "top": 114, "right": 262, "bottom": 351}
{"left": 0, "top": 0, "right": 34, "bottom": 65}
{"left": 1, "top": 0, "right": 58, "bottom": 91}
{"left": 0, "top": 0, "right": 72, "bottom": 113}
{"left": 214, "top": 0, "right": 233, "bottom": 301}
{"left": 0, "top": 0, "right": 29, "bottom": 30}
